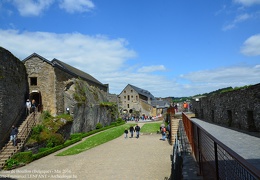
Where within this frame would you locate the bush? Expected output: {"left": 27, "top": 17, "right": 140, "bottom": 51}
{"left": 70, "top": 133, "right": 83, "bottom": 140}
{"left": 116, "top": 118, "right": 124, "bottom": 124}
{"left": 41, "top": 110, "right": 52, "bottom": 120}
{"left": 4, "top": 159, "right": 19, "bottom": 170}
{"left": 38, "top": 147, "right": 50, "bottom": 153}
{"left": 4, "top": 151, "right": 33, "bottom": 170}
{"left": 46, "top": 133, "right": 64, "bottom": 148}
{"left": 96, "top": 123, "right": 103, "bottom": 129}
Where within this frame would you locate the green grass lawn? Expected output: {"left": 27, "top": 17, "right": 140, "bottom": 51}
{"left": 57, "top": 124, "right": 132, "bottom": 156}
{"left": 57, "top": 122, "right": 162, "bottom": 156}
{"left": 140, "top": 122, "right": 161, "bottom": 133}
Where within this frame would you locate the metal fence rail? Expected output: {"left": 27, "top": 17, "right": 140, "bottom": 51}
{"left": 170, "top": 133, "right": 183, "bottom": 180}
{"left": 182, "top": 113, "right": 260, "bottom": 180}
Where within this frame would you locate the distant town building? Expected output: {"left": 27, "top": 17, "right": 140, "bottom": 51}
{"left": 118, "top": 84, "right": 170, "bottom": 117}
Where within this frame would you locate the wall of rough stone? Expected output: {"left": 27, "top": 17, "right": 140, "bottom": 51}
{"left": 0, "top": 47, "right": 28, "bottom": 148}
{"left": 191, "top": 83, "right": 260, "bottom": 132}
{"left": 24, "top": 57, "right": 56, "bottom": 115}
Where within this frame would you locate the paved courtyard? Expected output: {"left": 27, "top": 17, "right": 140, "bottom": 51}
{"left": 0, "top": 122, "right": 173, "bottom": 180}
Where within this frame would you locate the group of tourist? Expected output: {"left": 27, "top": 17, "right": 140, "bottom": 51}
{"left": 25, "top": 99, "right": 37, "bottom": 115}
{"left": 124, "top": 124, "right": 141, "bottom": 139}
{"left": 123, "top": 115, "right": 153, "bottom": 122}
{"left": 174, "top": 101, "right": 193, "bottom": 113}
{"left": 160, "top": 123, "right": 170, "bottom": 141}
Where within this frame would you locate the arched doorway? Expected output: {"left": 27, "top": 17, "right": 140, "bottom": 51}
{"left": 29, "top": 91, "right": 42, "bottom": 112}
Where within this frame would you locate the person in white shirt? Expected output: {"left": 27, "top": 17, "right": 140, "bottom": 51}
{"left": 26, "top": 99, "right": 31, "bottom": 115}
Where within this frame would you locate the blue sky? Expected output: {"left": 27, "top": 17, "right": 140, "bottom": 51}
{"left": 0, "top": 0, "right": 259, "bottom": 98}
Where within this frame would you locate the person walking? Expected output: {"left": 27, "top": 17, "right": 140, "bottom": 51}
{"left": 25, "top": 99, "right": 31, "bottom": 116}
{"left": 124, "top": 128, "right": 128, "bottom": 139}
{"left": 31, "top": 99, "right": 37, "bottom": 113}
{"left": 129, "top": 125, "right": 135, "bottom": 138}
{"left": 161, "top": 126, "right": 166, "bottom": 141}
{"left": 10, "top": 125, "right": 18, "bottom": 146}
{"left": 135, "top": 124, "right": 140, "bottom": 138}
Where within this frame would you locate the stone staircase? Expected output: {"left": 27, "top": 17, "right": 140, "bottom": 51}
{"left": 170, "top": 118, "right": 180, "bottom": 145}
{"left": 0, "top": 112, "right": 40, "bottom": 169}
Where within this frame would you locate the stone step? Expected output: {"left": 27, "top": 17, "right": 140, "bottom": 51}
{"left": 0, "top": 113, "right": 39, "bottom": 169}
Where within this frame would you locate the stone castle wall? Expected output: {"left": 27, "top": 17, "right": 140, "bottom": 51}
{"left": 0, "top": 47, "right": 28, "bottom": 148}
{"left": 191, "top": 83, "right": 260, "bottom": 132}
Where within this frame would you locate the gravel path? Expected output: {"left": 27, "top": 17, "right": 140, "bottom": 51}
{"left": 0, "top": 122, "right": 173, "bottom": 180}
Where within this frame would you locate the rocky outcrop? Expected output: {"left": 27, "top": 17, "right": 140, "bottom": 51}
{"left": 64, "top": 79, "right": 116, "bottom": 133}
{"left": 0, "top": 47, "right": 29, "bottom": 149}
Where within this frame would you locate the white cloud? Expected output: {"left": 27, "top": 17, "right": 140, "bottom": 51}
{"left": 137, "top": 65, "right": 166, "bottom": 73}
{"left": 0, "top": 29, "right": 259, "bottom": 98}
{"left": 222, "top": 13, "right": 252, "bottom": 31}
{"left": 59, "top": 0, "right": 95, "bottom": 13}
{"left": 234, "top": 0, "right": 260, "bottom": 6}
{"left": 241, "top": 34, "right": 260, "bottom": 56}
{"left": 11, "top": 0, "right": 54, "bottom": 16}
{"left": 0, "top": 29, "right": 136, "bottom": 73}
{"left": 180, "top": 66, "right": 260, "bottom": 84}
{"left": 178, "top": 65, "right": 260, "bottom": 95}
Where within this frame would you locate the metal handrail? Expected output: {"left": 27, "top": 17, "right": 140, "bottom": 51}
{"left": 182, "top": 113, "right": 260, "bottom": 180}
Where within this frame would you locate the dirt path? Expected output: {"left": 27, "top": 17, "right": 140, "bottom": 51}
{"left": 0, "top": 122, "right": 173, "bottom": 180}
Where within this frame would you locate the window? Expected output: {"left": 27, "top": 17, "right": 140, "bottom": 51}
{"left": 30, "top": 77, "right": 37, "bottom": 86}
{"left": 127, "top": 104, "right": 129, "bottom": 108}
{"left": 131, "top": 90, "right": 133, "bottom": 93}
{"left": 128, "top": 95, "right": 130, "bottom": 100}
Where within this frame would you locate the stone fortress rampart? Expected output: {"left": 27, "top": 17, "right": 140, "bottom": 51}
{"left": 191, "top": 83, "right": 260, "bottom": 133}
{"left": 0, "top": 47, "right": 29, "bottom": 148}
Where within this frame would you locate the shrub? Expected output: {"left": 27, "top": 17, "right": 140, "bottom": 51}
{"left": 46, "top": 133, "right": 64, "bottom": 148}
{"left": 41, "top": 110, "right": 52, "bottom": 120}
{"left": 70, "top": 133, "right": 83, "bottom": 140}
{"left": 116, "top": 118, "right": 124, "bottom": 124}
{"left": 96, "top": 123, "right": 103, "bottom": 129}
{"left": 4, "top": 151, "right": 33, "bottom": 170}
{"left": 4, "top": 159, "right": 19, "bottom": 170}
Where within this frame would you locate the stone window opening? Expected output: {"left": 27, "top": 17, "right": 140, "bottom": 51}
{"left": 30, "top": 77, "right": 37, "bottom": 86}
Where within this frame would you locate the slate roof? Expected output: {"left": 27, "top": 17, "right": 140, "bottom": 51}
{"left": 23, "top": 53, "right": 53, "bottom": 65}
{"left": 23, "top": 53, "right": 106, "bottom": 89}
{"left": 151, "top": 99, "right": 170, "bottom": 108}
{"left": 128, "top": 84, "right": 155, "bottom": 100}
{"left": 52, "top": 59, "right": 104, "bottom": 86}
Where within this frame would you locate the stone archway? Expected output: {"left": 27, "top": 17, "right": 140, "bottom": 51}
{"left": 29, "top": 91, "right": 42, "bottom": 112}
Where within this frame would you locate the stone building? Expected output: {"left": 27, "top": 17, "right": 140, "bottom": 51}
{"left": 151, "top": 98, "right": 170, "bottom": 117}
{"left": 191, "top": 83, "right": 260, "bottom": 132}
{"left": 118, "top": 84, "right": 155, "bottom": 116}
{"left": 23, "top": 53, "right": 108, "bottom": 116}
{"left": 118, "top": 84, "right": 169, "bottom": 118}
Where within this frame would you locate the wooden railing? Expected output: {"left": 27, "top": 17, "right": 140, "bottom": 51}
{"left": 0, "top": 112, "right": 39, "bottom": 167}
{"left": 182, "top": 113, "right": 260, "bottom": 180}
